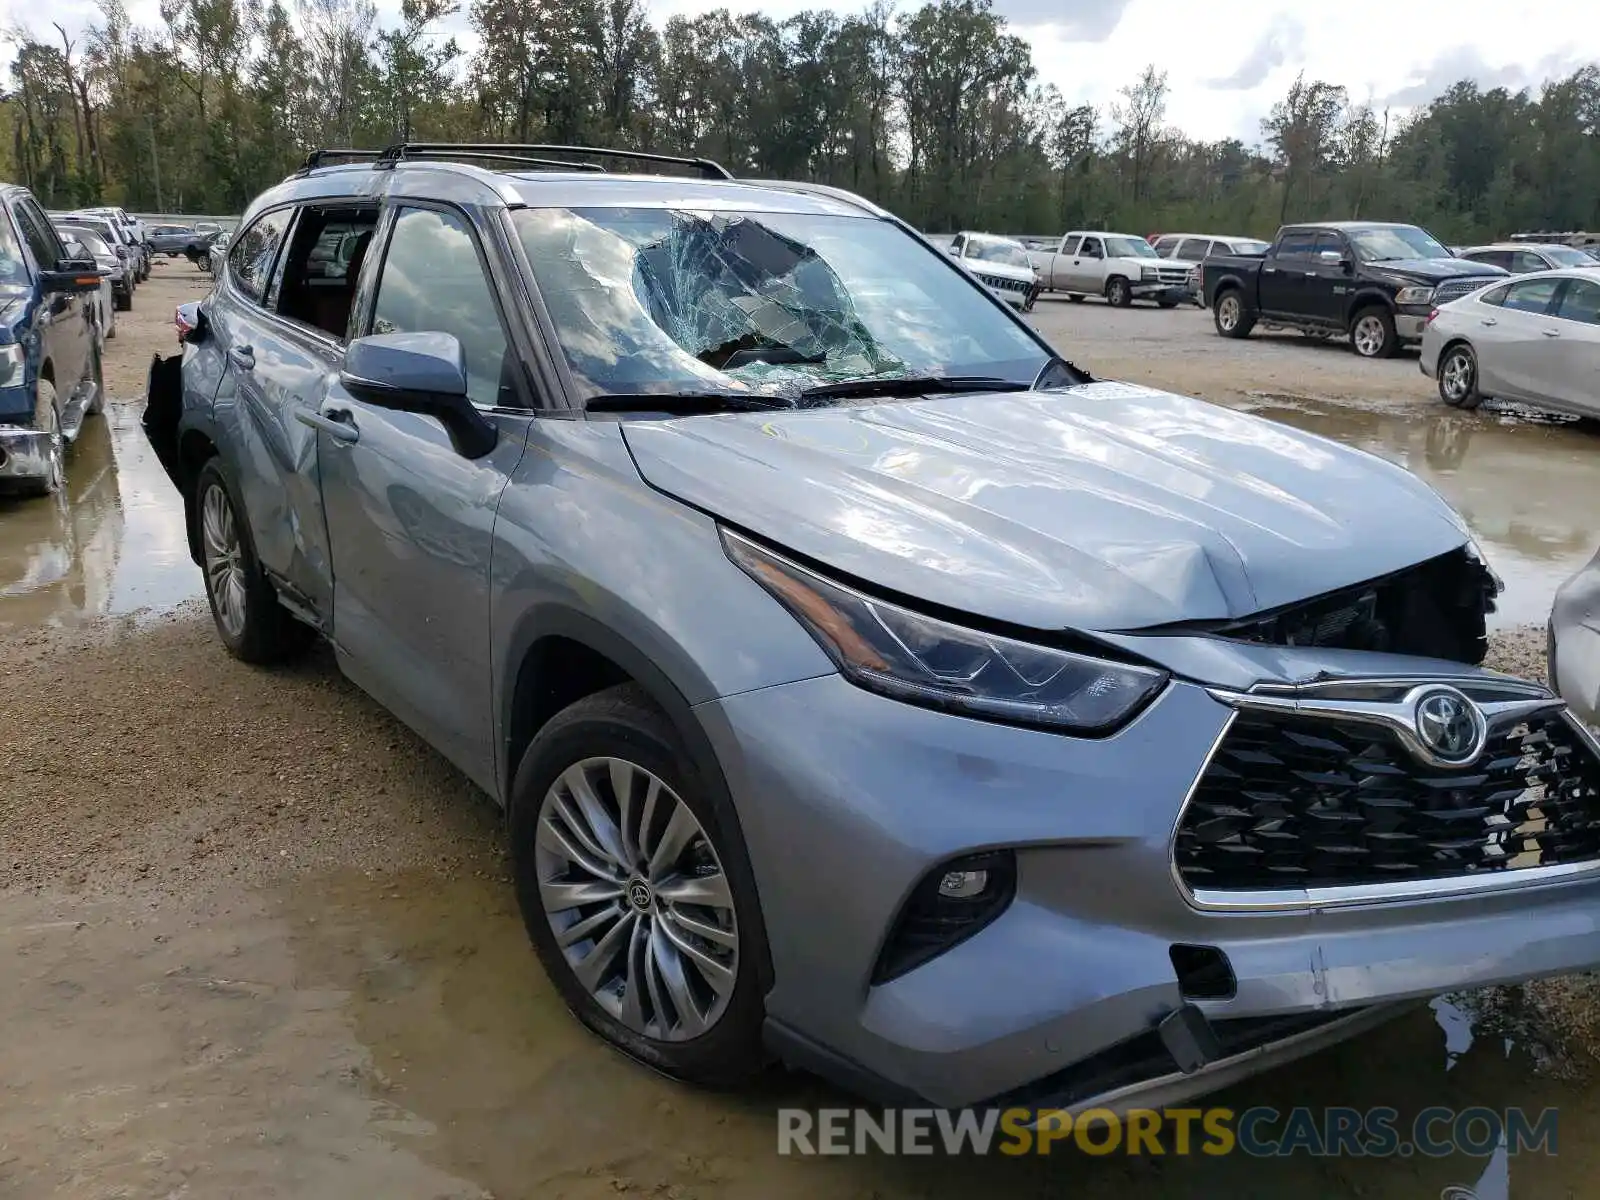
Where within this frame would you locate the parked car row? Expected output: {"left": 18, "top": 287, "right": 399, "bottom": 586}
{"left": 135, "top": 141, "right": 1600, "bottom": 1125}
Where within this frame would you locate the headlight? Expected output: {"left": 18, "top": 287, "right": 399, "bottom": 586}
{"left": 1141, "top": 266, "right": 1159, "bottom": 281}
{"left": 0, "top": 344, "right": 25, "bottom": 389}
{"left": 721, "top": 530, "right": 1168, "bottom": 733}
{"left": 1396, "top": 285, "right": 1434, "bottom": 305}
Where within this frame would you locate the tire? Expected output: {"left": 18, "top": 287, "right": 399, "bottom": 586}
{"left": 15, "top": 380, "right": 65, "bottom": 497}
{"left": 509, "top": 684, "right": 769, "bottom": 1088}
{"left": 1213, "top": 289, "right": 1255, "bottom": 338}
{"left": 1105, "top": 276, "right": 1133, "bottom": 308}
{"left": 1437, "top": 343, "right": 1484, "bottom": 410}
{"left": 114, "top": 288, "right": 131, "bottom": 312}
{"left": 1066, "top": 294, "right": 1085, "bottom": 303}
{"left": 1350, "top": 306, "right": 1398, "bottom": 358}
{"left": 193, "top": 458, "right": 312, "bottom": 663}
{"left": 166, "top": 251, "right": 178, "bottom": 258}
{"left": 1157, "top": 299, "right": 1179, "bottom": 309}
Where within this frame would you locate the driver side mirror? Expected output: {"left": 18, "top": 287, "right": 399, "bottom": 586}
{"left": 340, "top": 331, "right": 498, "bottom": 460}
{"left": 1319, "top": 249, "right": 1352, "bottom": 272}
{"left": 40, "top": 257, "right": 104, "bottom": 295}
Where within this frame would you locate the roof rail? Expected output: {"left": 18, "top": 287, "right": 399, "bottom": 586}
{"left": 300, "top": 148, "right": 386, "bottom": 172}
{"left": 374, "top": 142, "right": 733, "bottom": 180}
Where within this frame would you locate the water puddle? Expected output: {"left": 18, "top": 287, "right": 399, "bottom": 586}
{"left": 1244, "top": 398, "right": 1600, "bottom": 628}
{"left": 0, "top": 404, "right": 198, "bottom": 629}
{"left": 277, "top": 870, "right": 1600, "bottom": 1199}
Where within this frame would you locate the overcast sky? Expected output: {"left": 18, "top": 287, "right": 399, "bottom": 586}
{"left": 9, "top": 0, "right": 1598, "bottom": 147}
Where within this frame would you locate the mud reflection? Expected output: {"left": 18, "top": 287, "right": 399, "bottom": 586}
{"left": 0, "top": 405, "right": 197, "bottom": 629}
{"left": 283, "top": 870, "right": 1600, "bottom": 1199}
{"left": 1246, "top": 398, "right": 1600, "bottom": 628}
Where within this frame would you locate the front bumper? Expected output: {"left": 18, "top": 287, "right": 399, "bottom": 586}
{"left": 1131, "top": 282, "right": 1190, "bottom": 302}
{"left": 0, "top": 424, "right": 53, "bottom": 481}
{"left": 701, "top": 670, "right": 1600, "bottom": 1109}
{"left": 1395, "top": 305, "right": 1433, "bottom": 342}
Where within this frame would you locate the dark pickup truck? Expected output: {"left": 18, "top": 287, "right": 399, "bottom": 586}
{"left": 1201, "top": 221, "right": 1508, "bottom": 358}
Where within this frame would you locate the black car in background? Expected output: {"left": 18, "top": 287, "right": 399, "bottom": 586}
{"left": 1201, "top": 222, "right": 1508, "bottom": 358}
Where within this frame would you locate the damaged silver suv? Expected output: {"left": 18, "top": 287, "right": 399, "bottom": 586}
{"left": 144, "top": 143, "right": 1600, "bottom": 1115}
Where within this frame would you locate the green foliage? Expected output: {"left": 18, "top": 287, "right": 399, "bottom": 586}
{"left": 4, "top": 0, "right": 1598, "bottom": 240}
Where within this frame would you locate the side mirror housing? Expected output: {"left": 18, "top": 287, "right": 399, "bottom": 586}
{"left": 40, "top": 258, "right": 105, "bottom": 295}
{"left": 340, "top": 331, "right": 498, "bottom": 459}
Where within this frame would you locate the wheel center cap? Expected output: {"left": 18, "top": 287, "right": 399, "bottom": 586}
{"left": 626, "top": 879, "right": 653, "bottom": 912}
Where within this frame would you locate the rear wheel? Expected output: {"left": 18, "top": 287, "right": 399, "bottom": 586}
{"left": 1437, "top": 343, "right": 1484, "bottom": 410}
{"left": 194, "top": 458, "right": 312, "bottom": 663}
{"left": 1105, "top": 276, "right": 1133, "bottom": 308}
{"left": 87, "top": 345, "right": 105, "bottom": 415}
{"left": 1213, "top": 289, "right": 1255, "bottom": 338}
{"left": 509, "top": 685, "right": 769, "bottom": 1087}
{"left": 1066, "top": 293, "right": 1085, "bottom": 303}
{"left": 1350, "top": 307, "right": 1398, "bottom": 358}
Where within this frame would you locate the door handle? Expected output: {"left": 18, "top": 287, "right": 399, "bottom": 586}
{"left": 1303, "top": 271, "right": 1317, "bottom": 277}
{"left": 227, "top": 345, "right": 255, "bottom": 370}
{"left": 1542, "top": 329, "right": 1561, "bottom": 338}
{"left": 294, "top": 407, "right": 359, "bottom": 443}
{"left": 1480, "top": 318, "right": 1497, "bottom": 327}
{"left": 1264, "top": 267, "right": 1278, "bottom": 274}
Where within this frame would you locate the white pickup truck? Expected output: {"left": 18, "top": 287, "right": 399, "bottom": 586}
{"left": 1028, "top": 231, "right": 1196, "bottom": 308}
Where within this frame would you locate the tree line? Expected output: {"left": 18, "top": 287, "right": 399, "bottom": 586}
{"left": 4, "top": 0, "right": 1599, "bottom": 241}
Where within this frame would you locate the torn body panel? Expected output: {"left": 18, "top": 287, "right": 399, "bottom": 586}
{"left": 1553, "top": 545, "right": 1600, "bottom": 725}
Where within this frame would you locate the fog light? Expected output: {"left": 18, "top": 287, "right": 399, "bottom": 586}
{"left": 937, "top": 869, "right": 989, "bottom": 898}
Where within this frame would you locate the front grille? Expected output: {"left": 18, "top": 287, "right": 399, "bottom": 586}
{"left": 977, "top": 273, "right": 1031, "bottom": 294}
{"left": 1175, "top": 709, "right": 1600, "bottom": 892}
{"left": 1155, "top": 268, "right": 1189, "bottom": 285}
{"left": 1432, "top": 277, "right": 1497, "bottom": 305}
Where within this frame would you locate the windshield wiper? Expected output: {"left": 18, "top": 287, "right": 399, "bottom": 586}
{"left": 585, "top": 391, "right": 792, "bottom": 414}
{"left": 798, "top": 374, "right": 1024, "bottom": 402}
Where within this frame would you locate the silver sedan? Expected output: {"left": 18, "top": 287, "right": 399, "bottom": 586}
{"left": 1420, "top": 266, "right": 1600, "bottom": 417}
{"left": 1552, "top": 548, "right": 1600, "bottom": 727}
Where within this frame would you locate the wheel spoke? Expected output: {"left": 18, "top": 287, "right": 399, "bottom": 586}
{"left": 619, "top": 917, "right": 650, "bottom": 1032}
{"left": 539, "top": 876, "right": 624, "bottom": 913}
{"left": 536, "top": 808, "right": 621, "bottom": 882}
{"left": 560, "top": 764, "right": 628, "bottom": 867}
{"left": 654, "top": 871, "right": 733, "bottom": 911}
{"left": 548, "top": 784, "right": 623, "bottom": 871}
{"left": 646, "top": 802, "right": 701, "bottom": 880}
{"left": 660, "top": 902, "right": 737, "bottom": 950}
{"left": 557, "top": 903, "right": 623, "bottom": 950}
{"left": 571, "top": 909, "right": 636, "bottom": 993}
{"left": 658, "top": 912, "right": 736, "bottom": 997}
{"left": 610, "top": 759, "right": 642, "bottom": 869}
{"left": 648, "top": 923, "right": 707, "bottom": 1037}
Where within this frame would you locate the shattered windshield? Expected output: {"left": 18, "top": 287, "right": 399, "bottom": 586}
{"left": 512, "top": 207, "right": 1048, "bottom": 404}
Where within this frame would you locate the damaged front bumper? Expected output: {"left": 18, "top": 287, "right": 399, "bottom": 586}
{"left": 705, "top": 650, "right": 1600, "bottom": 1112}
{"left": 0, "top": 424, "right": 54, "bottom": 482}
{"left": 1552, "top": 545, "right": 1600, "bottom": 725}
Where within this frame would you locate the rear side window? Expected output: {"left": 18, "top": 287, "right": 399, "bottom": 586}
{"left": 1464, "top": 250, "right": 1510, "bottom": 270}
{"left": 13, "top": 200, "right": 63, "bottom": 270}
{"left": 1276, "top": 231, "right": 1316, "bottom": 260}
{"left": 1502, "top": 277, "right": 1560, "bottom": 314}
{"left": 1059, "top": 236, "right": 1080, "bottom": 255}
{"left": 228, "top": 209, "right": 292, "bottom": 305}
{"left": 1555, "top": 279, "right": 1600, "bottom": 325}
{"left": 369, "top": 207, "right": 512, "bottom": 409}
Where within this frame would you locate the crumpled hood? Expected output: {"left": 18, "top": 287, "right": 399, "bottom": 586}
{"left": 623, "top": 381, "right": 1471, "bottom": 632}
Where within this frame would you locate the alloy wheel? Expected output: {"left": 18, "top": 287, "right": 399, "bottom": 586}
{"left": 1353, "top": 314, "right": 1387, "bottom": 357}
{"left": 535, "top": 756, "right": 738, "bottom": 1042}
{"left": 41, "top": 403, "right": 64, "bottom": 493}
{"left": 1441, "top": 350, "right": 1474, "bottom": 403}
{"left": 200, "top": 482, "right": 248, "bottom": 640}
{"left": 1218, "top": 295, "right": 1240, "bottom": 331}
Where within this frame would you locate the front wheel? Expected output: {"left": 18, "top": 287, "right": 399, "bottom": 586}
{"left": 1157, "top": 298, "right": 1179, "bottom": 309}
{"left": 1105, "top": 276, "right": 1133, "bottom": 308}
{"left": 1213, "top": 290, "right": 1255, "bottom": 338}
{"left": 193, "top": 458, "right": 311, "bottom": 663}
{"left": 1437, "top": 343, "right": 1484, "bottom": 409}
{"left": 1066, "top": 293, "right": 1085, "bottom": 303}
{"left": 16, "top": 381, "right": 65, "bottom": 497}
{"left": 510, "top": 685, "right": 769, "bottom": 1087}
{"left": 1350, "top": 307, "right": 1399, "bottom": 358}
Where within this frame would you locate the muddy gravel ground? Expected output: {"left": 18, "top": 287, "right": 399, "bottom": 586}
{"left": 3, "top": 272, "right": 1599, "bottom": 1199}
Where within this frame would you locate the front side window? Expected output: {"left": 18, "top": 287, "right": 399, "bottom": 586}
{"left": 370, "top": 207, "right": 511, "bottom": 408}
{"left": 14, "top": 201, "right": 64, "bottom": 270}
{"left": 1153, "top": 236, "right": 1181, "bottom": 256}
{"left": 1512, "top": 251, "right": 1550, "bottom": 274}
{"left": 228, "top": 209, "right": 292, "bottom": 305}
{"left": 965, "top": 238, "right": 1032, "bottom": 269}
{"left": 1554, "top": 279, "right": 1600, "bottom": 325}
{"left": 512, "top": 206, "right": 1048, "bottom": 405}
{"left": 1176, "top": 238, "right": 1212, "bottom": 260}
{"left": 1502, "top": 277, "right": 1561, "bottom": 314}
{"left": 1104, "top": 236, "right": 1156, "bottom": 259}
{"left": 1276, "top": 231, "right": 1316, "bottom": 259}
{"left": 1078, "top": 236, "right": 1103, "bottom": 257}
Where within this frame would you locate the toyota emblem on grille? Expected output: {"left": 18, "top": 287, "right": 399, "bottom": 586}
{"left": 1411, "top": 686, "right": 1488, "bottom": 766}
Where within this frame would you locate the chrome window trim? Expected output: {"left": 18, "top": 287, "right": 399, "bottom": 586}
{"left": 1168, "top": 676, "right": 1600, "bottom": 913}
